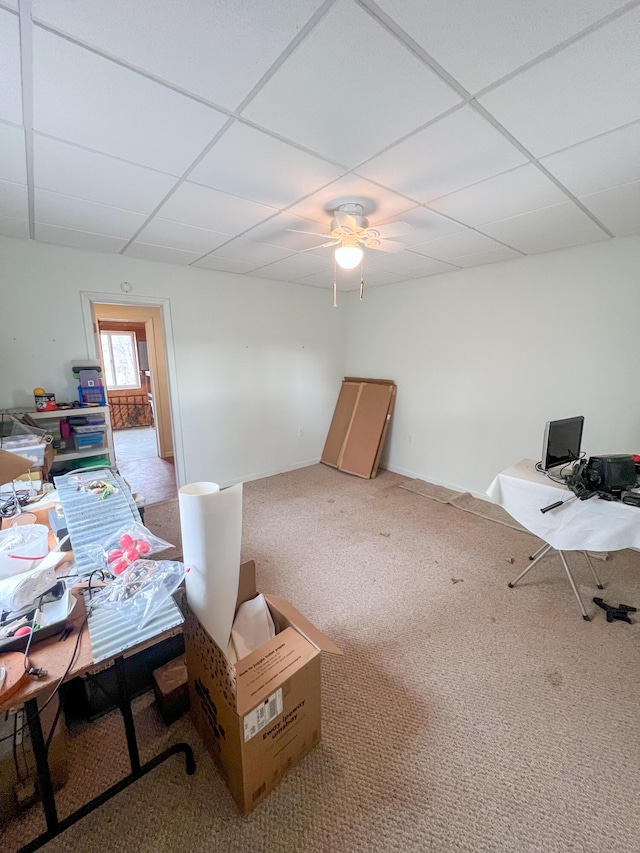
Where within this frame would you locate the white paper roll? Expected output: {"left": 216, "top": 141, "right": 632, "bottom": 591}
{"left": 178, "top": 481, "right": 243, "bottom": 649}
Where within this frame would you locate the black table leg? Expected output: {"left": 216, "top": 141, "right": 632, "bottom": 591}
{"left": 115, "top": 655, "right": 141, "bottom": 776}
{"left": 24, "top": 698, "right": 59, "bottom": 835}
{"left": 18, "top": 661, "right": 196, "bottom": 853}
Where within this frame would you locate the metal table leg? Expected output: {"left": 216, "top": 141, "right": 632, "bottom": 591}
{"left": 508, "top": 544, "right": 605, "bottom": 621}
{"left": 558, "top": 551, "right": 590, "bottom": 621}
{"left": 508, "top": 543, "right": 552, "bottom": 587}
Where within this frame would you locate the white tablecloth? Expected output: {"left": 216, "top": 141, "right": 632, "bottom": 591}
{"left": 486, "top": 459, "right": 640, "bottom": 551}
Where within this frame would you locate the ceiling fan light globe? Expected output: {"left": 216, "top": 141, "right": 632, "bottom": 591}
{"left": 335, "top": 245, "right": 363, "bottom": 270}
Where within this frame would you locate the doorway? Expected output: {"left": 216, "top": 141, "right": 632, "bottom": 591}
{"left": 92, "top": 302, "right": 178, "bottom": 505}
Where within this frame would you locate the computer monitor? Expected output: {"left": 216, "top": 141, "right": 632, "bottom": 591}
{"left": 541, "top": 416, "right": 584, "bottom": 471}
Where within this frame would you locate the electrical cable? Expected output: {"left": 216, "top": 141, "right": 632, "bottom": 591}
{"left": 0, "top": 612, "right": 89, "bottom": 746}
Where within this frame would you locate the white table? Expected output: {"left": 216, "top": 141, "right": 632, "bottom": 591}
{"left": 486, "top": 459, "right": 640, "bottom": 619}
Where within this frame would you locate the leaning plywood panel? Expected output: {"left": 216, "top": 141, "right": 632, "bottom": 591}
{"left": 321, "top": 380, "right": 361, "bottom": 468}
{"left": 322, "top": 378, "right": 396, "bottom": 479}
{"left": 339, "top": 382, "right": 395, "bottom": 478}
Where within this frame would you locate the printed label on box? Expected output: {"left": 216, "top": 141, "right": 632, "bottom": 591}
{"left": 243, "top": 688, "right": 283, "bottom": 743}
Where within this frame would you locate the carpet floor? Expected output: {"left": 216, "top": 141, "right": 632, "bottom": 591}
{"left": 4, "top": 464, "right": 640, "bottom": 852}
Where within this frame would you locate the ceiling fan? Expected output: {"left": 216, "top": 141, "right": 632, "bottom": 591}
{"left": 288, "top": 202, "right": 410, "bottom": 305}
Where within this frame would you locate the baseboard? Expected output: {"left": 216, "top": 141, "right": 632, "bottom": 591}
{"left": 216, "top": 458, "right": 322, "bottom": 489}
{"left": 382, "top": 462, "right": 489, "bottom": 501}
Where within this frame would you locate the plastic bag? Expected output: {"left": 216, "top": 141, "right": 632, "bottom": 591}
{"left": 90, "top": 559, "right": 185, "bottom": 629}
{"left": 87, "top": 522, "right": 175, "bottom": 575}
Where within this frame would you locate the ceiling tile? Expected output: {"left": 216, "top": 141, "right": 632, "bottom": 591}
{"left": 192, "top": 256, "right": 260, "bottom": 274}
{"left": 242, "top": 0, "right": 461, "bottom": 167}
{"left": 124, "top": 242, "right": 202, "bottom": 265}
{"left": 32, "top": 28, "right": 228, "bottom": 175}
{"left": 367, "top": 250, "right": 460, "bottom": 276}
{"left": 0, "top": 178, "right": 28, "bottom": 219}
{"left": 375, "top": 0, "right": 630, "bottom": 92}
{"left": 453, "top": 246, "right": 522, "bottom": 267}
{"left": 188, "top": 122, "right": 342, "bottom": 208}
{"left": 287, "top": 174, "right": 416, "bottom": 225}
{"left": 32, "top": 0, "right": 324, "bottom": 109}
{"left": 134, "top": 217, "right": 231, "bottom": 255}
{"left": 357, "top": 107, "right": 527, "bottom": 202}
{"left": 157, "top": 182, "right": 276, "bottom": 233}
{"left": 242, "top": 212, "right": 332, "bottom": 251}
{"left": 0, "top": 215, "right": 29, "bottom": 239}
{"left": 477, "top": 8, "right": 640, "bottom": 157}
{"left": 207, "top": 237, "right": 293, "bottom": 266}
{"left": 540, "top": 122, "right": 640, "bottom": 196}
{"left": 580, "top": 180, "right": 640, "bottom": 237}
{"left": 479, "top": 201, "right": 609, "bottom": 253}
{"left": 0, "top": 11, "right": 22, "bottom": 124}
{"left": 384, "top": 206, "right": 465, "bottom": 246}
{"left": 411, "top": 229, "right": 506, "bottom": 262}
{"left": 251, "top": 253, "right": 332, "bottom": 281}
{"left": 33, "top": 135, "right": 178, "bottom": 213}
{"left": 35, "top": 189, "right": 147, "bottom": 238}
{"left": 35, "top": 222, "right": 127, "bottom": 253}
{"left": 0, "top": 122, "right": 26, "bottom": 183}
{"left": 428, "top": 164, "right": 568, "bottom": 226}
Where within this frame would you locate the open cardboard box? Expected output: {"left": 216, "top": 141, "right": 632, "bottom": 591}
{"left": 184, "top": 559, "right": 342, "bottom": 814}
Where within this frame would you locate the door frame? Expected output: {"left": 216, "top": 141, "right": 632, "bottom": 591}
{"left": 80, "top": 291, "right": 186, "bottom": 488}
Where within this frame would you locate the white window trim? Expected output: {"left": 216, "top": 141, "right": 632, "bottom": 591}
{"left": 100, "top": 329, "right": 141, "bottom": 391}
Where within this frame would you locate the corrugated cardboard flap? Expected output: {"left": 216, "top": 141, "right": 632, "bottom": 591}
{"left": 235, "top": 626, "right": 319, "bottom": 716}
{"left": 263, "top": 595, "right": 343, "bottom": 656}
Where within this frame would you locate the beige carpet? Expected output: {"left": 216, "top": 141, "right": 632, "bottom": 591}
{"left": 5, "top": 464, "right": 640, "bottom": 852}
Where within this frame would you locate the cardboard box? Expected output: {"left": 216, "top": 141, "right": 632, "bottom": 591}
{"left": 153, "top": 653, "right": 189, "bottom": 725}
{"left": 184, "top": 560, "right": 341, "bottom": 814}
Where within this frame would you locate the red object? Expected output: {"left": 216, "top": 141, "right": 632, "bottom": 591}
{"left": 14, "top": 626, "right": 32, "bottom": 637}
{"left": 119, "top": 533, "right": 134, "bottom": 550}
{"left": 107, "top": 549, "right": 123, "bottom": 563}
{"left": 112, "top": 559, "right": 127, "bottom": 575}
{"left": 124, "top": 548, "right": 140, "bottom": 565}
{"left": 633, "top": 455, "right": 640, "bottom": 463}
{"left": 136, "top": 539, "right": 151, "bottom": 555}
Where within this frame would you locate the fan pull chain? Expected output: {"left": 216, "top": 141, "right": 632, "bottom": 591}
{"left": 333, "top": 257, "right": 337, "bottom": 308}
{"left": 359, "top": 256, "right": 364, "bottom": 300}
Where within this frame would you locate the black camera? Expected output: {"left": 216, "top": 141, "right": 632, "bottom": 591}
{"left": 586, "top": 455, "right": 637, "bottom": 493}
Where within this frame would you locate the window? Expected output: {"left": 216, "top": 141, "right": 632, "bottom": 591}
{"left": 100, "top": 330, "right": 141, "bottom": 390}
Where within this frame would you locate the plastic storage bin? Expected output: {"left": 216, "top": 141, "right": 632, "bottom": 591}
{"left": 0, "top": 524, "right": 49, "bottom": 577}
{"left": 78, "top": 385, "right": 106, "bottom": 405}
{"left": 73, "top": 432, "right": 104, "bottom": 451}
{"left": 1, "top": 437, "right": 46, "bottom": 467}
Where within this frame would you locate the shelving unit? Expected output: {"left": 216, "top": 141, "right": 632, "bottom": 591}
{"left": 0, "top": 405, "right": 115, "bottom": 471}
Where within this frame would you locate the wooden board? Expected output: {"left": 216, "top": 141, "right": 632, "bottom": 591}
{"left": 339, "top": 382, "right": 394, "bottom": 478}
{"left": 321, "top": 381, "right": 361, "bottom": 468}
{"left": 0, "top": 652, "right": 29, "bottom": 703}
{"left": 322, "top": 378, "right": 396, "bottom": 479}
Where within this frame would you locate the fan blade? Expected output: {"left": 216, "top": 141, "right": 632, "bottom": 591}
{"left": 333, "top": 209, "right": 357, "bottom": 231}
{"left": 286, "top": 228, "right": 331, "bottom": 238}
{"left": 298, "top": 241, "right": 337, "bottom": 253}
{"left": 367, "top": 221, "right": 411, "bottom": 239}
{"left": 370, "top": 239, "right": 405, "bottom": 254}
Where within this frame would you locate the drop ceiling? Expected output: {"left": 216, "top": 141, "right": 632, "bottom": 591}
{"left": 1, "top": 0, "right": 639, "bottom": 291}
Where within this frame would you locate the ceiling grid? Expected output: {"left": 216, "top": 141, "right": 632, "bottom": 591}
{"left": 0, "top": 0, "right": 638, "bottom": 290}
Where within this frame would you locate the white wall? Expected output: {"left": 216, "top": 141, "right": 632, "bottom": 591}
{"left": 0, "top": 236, "right": 346, "bottom": 487}
{"left": 345, "top": 235, "right": 640, "bottom": 497}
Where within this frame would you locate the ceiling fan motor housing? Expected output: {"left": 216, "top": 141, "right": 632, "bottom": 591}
{"left": 331, "top": 202, "right": 368, "bottom": 233}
